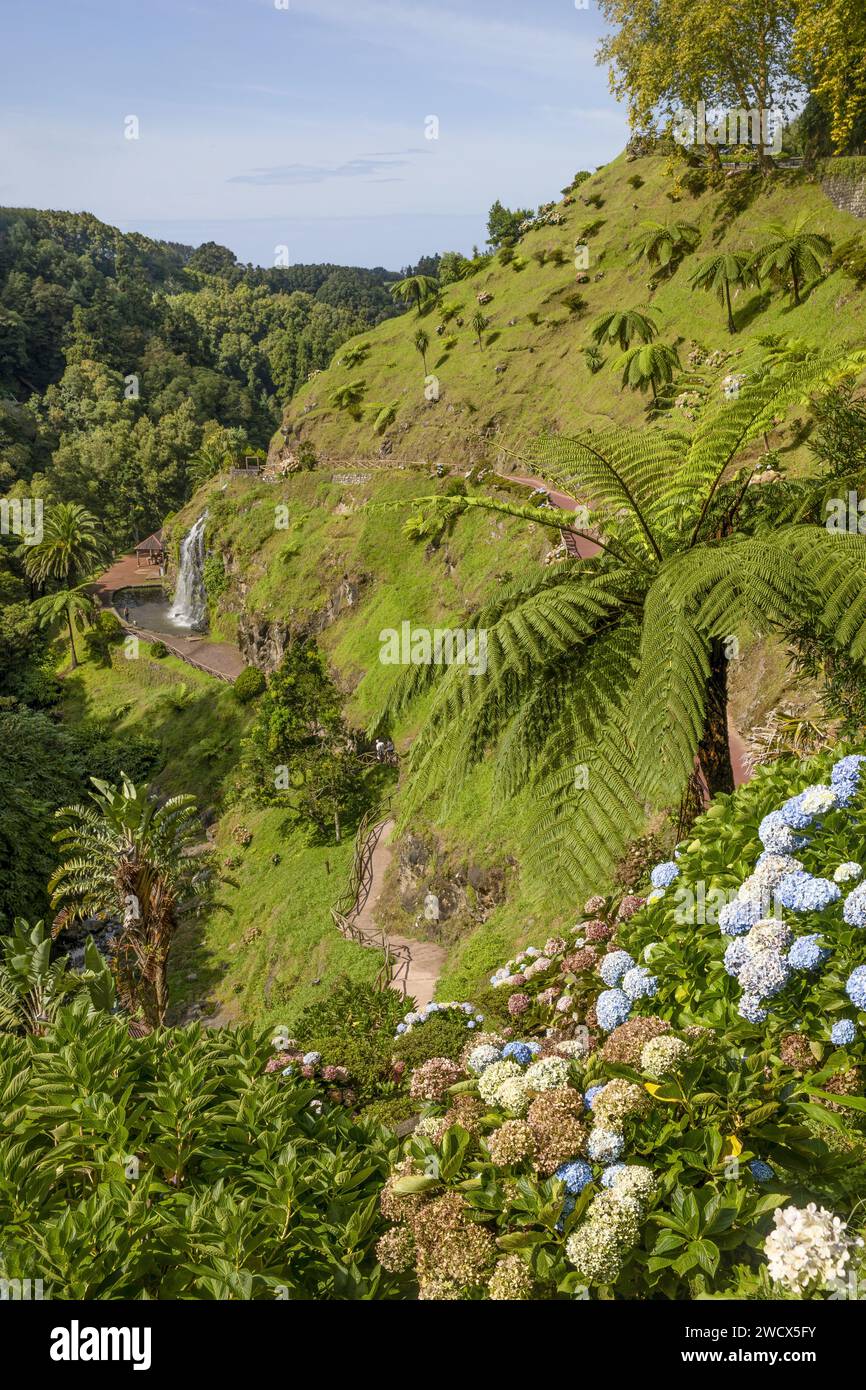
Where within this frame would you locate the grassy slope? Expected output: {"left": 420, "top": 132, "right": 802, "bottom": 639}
{"left": 60, "top": 645, "right": 378, "bottom": 1030}
{"left": 280, "top": 155, "right": 866, "bottom": 469}
{"left": 68, "top": 156, "right": 866, "bottom": 1022}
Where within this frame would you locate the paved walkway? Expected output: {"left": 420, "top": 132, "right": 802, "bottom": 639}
{"left": 90, "top": 552, "right": 247, "bottom": 683}
{"left": 90, "top": 553, "right": 164, "bottom": 604}
{"left": 353, "top": 818, "right": 446, "bottom": 1009}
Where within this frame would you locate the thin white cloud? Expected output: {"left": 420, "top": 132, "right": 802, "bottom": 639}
{"left": 286, "top": 0, "right": 598, "bottom": 78}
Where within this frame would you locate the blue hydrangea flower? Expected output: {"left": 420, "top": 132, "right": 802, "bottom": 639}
{"left": 787, "top": 934, "right": 831, "bottom": 971}
{"left": 281, "top": 1065, "right": 294, "bottom": 1077}
{"left": 724, "top": 937, "right": 751, "bottom": 976}
{"left": 843, "top": 884, "right": 866, "bottom": 928}
{"left": 555, "top": 1158, "right": 593, "bottom": 1194}
{"left": 831, "top": 1019, "right": 857, "bottom": 1046}
{"left": 596, "top": 989, "right": 631, "bottom": 1032}
{"left": 555, "top": 1193, "right": 576, "bottom": 1233}
{"left": 622, "top": 965, "right": 658, "bottom": 1001}
{"left": 598, "top": 950, "right": 634, "bottom": 986}
{"left": 748, "top": 1160, "right": 775, "bottom": 1183}
{"left": 775, "top": 871, "right": 840, "bottom": 913}
{"left": 738, "top": 993, "right": 769, "bottom": 1024}
{"left": 846, "top": 965, "right": 866, "bottom": 1010}
{"left": 650, "top": 861, "right": 679, "bottom": 889}
{"left": 833, "top": 776, "right": 860, "bottom": 808}
{"left": 302, "top": 1051, "right": 322, "bottom": 1066}
{"left": 831, "top": 754, "right": 866, "bottom": 786}
{"left": 778, "top": 793, "right": 819, "bottom": 830}
{"left": 601, "top": 1163, "right": 626, "bottom": 1188}
{"left": 719, "top": 897, "right": 764, "bottom": 937}
{"left": 502, "top": 1041, "right": 534, "bottom": 1065}
{"left": 738, "top": 949, "right": 790, "bottom": 1000}
{"left": 584, "top": 1085, "right": 605, "bottom": 1111}
{"left": 758, "top": 811, "right": 808, "bottom": 855}
{"left": 587, "top": 1127, "right": 625, "bottom": 1163}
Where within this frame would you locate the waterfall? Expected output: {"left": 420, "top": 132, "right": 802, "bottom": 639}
{"left": 170, "top": 513, "right": 208, "bottom": 630}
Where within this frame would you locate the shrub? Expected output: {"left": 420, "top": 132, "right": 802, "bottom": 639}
{"left": 359, "top": 1094, "right": 418, "bottom": 1129}
{"left": 562, "top": 291, "right": 588, "bottom": 317}
{"left": 392, "top": 1009, "right": 478, "bottom": 1066}
{"left": 149, "top": 640, "right": 169, "bottom": 659}
{"left": 203, "top": 553, "right": 229, "bottom": 605}
{"left": 628, "top": 174, "right": 644, "bottom": 189}
{"left": 296, "top": 978, "right": 405, "bottom": 1040}
{"left": 297, "top": 439, "right": 318, "bottom": 470}
{"left": 0, "top": 1013, "right": 404, "bottom": 1299}
{"left": 233, "top": 665, "right": 266, "bottom": 704}
{"left": 83, "top": 609, "right": 125, "bottom": 665}
{"left": 302, "top": 1032, "right": 396, "bottom": 1106}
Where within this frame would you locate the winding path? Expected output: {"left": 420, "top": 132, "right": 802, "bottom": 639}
{"left": 338, "top": 816, "right": 446, "bottom": 1008}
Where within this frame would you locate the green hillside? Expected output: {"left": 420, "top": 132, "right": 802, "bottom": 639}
{"left": 277, "top": 154, "right": 866, "bottom": 469}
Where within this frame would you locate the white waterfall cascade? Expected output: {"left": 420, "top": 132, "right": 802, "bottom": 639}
{"left": 169, "top": 513, "right": 208, "bottom": 629}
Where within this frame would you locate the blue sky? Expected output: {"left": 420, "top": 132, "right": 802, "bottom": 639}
{"left": 0, "top": 0, "right": 629, "bottom": 268}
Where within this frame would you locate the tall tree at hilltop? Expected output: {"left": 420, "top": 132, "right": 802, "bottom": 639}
{"left": 596, "top": 0, "right": 801, "bottom": 163}
{"left": 378, "top": 351, "right": 866, "bottom": 894}
{"left": 793, "top": 0, "right": 866, "bottom": 154}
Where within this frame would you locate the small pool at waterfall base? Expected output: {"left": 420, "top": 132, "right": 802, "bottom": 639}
{"left": 112, "top": 586, "right": 209, "bottom": 637}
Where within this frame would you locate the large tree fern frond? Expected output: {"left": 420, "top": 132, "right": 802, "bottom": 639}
{"left": 525, "top": 714, "right": 647, "bottom": 895}
{"left": 667, "top": 351, "right": 866, "bottom": 536}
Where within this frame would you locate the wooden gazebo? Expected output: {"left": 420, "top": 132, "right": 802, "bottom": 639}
{"left": 133, "top": 530, "right": 166, "bottom": 571}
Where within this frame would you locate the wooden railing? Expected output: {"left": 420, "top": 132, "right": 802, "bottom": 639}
{"left": 330, "top": 797, "right": 413, "bottom": 996}
{"left": 113, "top": 618, "right": 236, "bottom": 684}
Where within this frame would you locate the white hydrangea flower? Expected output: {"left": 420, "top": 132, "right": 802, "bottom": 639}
{"left": 478, "top": 1059, "right": 523, "bottom": 1105}
{"left": 764, "top": 1204, "right": 863, "bottom": 1293}
{"left": 834, "top": 862, "right": 863, "bottom": 884}
{"left": 797, "top": 785, "right": 838, "bottom": 817}
{"left": 744, "top": 918, "right": 793, "bottom": 957}
{"left": 524, "top": 1056, "right": 571, "bottom": 1091}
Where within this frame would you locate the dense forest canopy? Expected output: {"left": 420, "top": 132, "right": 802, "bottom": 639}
{"left": 0, "top": 209, "right": 409, "bottom": 550}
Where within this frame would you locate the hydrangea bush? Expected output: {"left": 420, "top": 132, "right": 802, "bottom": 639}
{"left": 373, "top": 752, "right": 866, "bottom": 1299}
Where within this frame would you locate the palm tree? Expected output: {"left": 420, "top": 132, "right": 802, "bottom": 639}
{"left": 31, "top": 582, "right": 97, "bottom": 668}
{"left": 752, "top": 214, "right": 833, "bottom": 306}
{"left": 20, "top": 501, "right": 105, "bottom": 586}
{"left": 0, "top": 919, "right": 115, "bottom": 1036}
{"left": 471, "top": 311, "right": 489, "bottom": 349}
{"left": 414, "top": 329, "right": 430, "bottom": 373}
{"left": 616, "top": 342, "right": 681, "bottom": 401}
{"left": 689, "top": 252, "right": 759, "bottom": 334}
{"left": 630, "top": 220, "right": 701, "bottom": 271}
{"left": 590, "top": 307, "right": 658, "bottom": 351}
{"left": 50, "top": 775, "right": 214, "bottom": 1027}
{"left": 389, "top": 275, "right": 439, "bottom": 314}
{"left": 377, "top": 351, "right": 866, "bottom": 893}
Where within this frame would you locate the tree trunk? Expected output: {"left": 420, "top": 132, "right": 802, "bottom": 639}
{"left": 154, "top": 960, "right": 168, "bottom": 1027}
{"left": 792, "top": 264, "right": 800, "bottom": 305}
{"left": 334, "top": 809, "right": 341, "bottom": 844}
{"left": 697, "top": 638, "right": 735, "bottom": 796}
{"left": 66, "top": 608, "right": 78, "bottom": 668}
{"left": 724, "top": 279, "right": 735, "bottom": 334}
